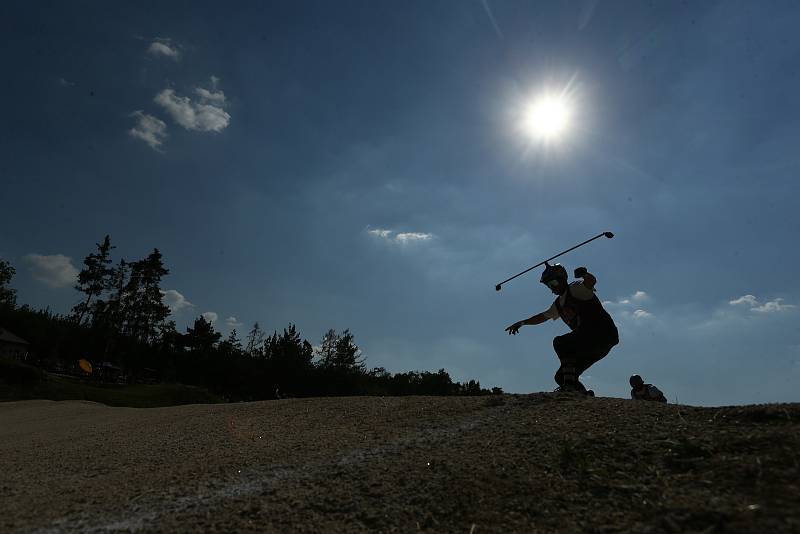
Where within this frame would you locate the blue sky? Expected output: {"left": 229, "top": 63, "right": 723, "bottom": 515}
{"left": 2, "top": 1, "right": 799, "bottom": 406}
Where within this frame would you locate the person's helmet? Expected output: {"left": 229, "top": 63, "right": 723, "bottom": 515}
{"left": 629, "top": 374, "right": 644, "bottom": 388}
{"left": 540, "top": 263, "right": 568, "bottom": 287}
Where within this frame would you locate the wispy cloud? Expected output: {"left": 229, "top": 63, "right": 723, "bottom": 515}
{"left": 154, "top": 78, "right": 230, "bottom": 132}
{"left": 396, "top": 232, "right": 434, "bottom": 243}
{"left": 147, "top": 38, "right": 181, "bottom": 61}
{"left": 481, "top": 0, "right": 505, "bottom": 39}
{"left": 729, "top": 294, "right": 795, "bottom": 313}
{"left": 23, "top": 254, "right": 79, "bottom": 288}
{"left": 202, "top": 311, "right": 218, "bottom": 324}
{"left": 602, "top": 290, "right": 655, "bottom": 320}
{"left": 161, "top": 289, "right": 194, "bottom": 313}
{"left": 368, "top": 229, "right": 393, "bottom": 239}
{"left": 603, "top": 290, "right": 651, "bottom": 307}
{"left": 194, "top": 87, "right": 226, "bottom": 105}
{"left": 367, "top": 228, "right": 435, "bottom": 244}
{"left": 729, "top": 294, "right": 758, "bottom": 307}
{"left": 225, "top": 316, "right": 243, "bottom": 329}
{"left": 128, "top": 111, "right": 168, "bottom": 151}
{"left": 57, "top": 77, "right": 75, "bottom": 87}
{"left": 752, "top": 299, "right": 795, "bottom": 313}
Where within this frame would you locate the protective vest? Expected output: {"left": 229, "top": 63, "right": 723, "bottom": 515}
{"left": 631, "top": 384, "right": 667, "bottom": 402}
{"left": 554, "top": 286, "right": 618, "bottom": 343}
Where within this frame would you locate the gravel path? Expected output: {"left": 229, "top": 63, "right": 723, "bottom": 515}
{"left": 2, "top": 394, "right": 799, "bottom": 532}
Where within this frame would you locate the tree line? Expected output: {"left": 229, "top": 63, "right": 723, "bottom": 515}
{"left": 0, "top": 237, "right": 499, "bottom": 400}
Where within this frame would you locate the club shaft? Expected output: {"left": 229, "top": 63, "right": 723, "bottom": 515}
{"left": 496, "top": 232, "right": 610, "bottom": 288}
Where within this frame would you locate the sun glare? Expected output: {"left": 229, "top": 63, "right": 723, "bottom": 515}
{"left": 521, "top": 94, "right": 572, "bottom": 141}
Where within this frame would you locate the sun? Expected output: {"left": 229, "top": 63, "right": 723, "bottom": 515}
{"left": 520, "top": 94, "right": 572, "bottom": 141}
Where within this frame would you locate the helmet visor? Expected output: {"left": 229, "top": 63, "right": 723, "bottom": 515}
{"left": 545, "top": 279, "right": 562, "bottom": 289}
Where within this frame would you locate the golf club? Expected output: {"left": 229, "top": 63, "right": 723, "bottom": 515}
{"left": 495, "top": 231, "right": 614, "bottom": 291}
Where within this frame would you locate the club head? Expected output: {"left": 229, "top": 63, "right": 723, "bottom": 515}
{"left": 604, "top": 232, "right": 614, "bottom": 238}
{"left": 495, "top": 284, "right": 502, "bottom": 291}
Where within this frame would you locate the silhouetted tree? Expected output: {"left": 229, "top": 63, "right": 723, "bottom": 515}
{"left": 95, "top": 259, "right": 129, "bottom": 358}
{"left": 157, "top": 320, "right": 182, "bottom": 352}
{"left": 3, "top": 234, "right": 500, "bottom": 400}
{"left": 185, "top": 316, "right": 221, "bottom": 353}
{"left": 120, "top": 250, "right": 170, "bottom": 344}
{"left": 315, "top": 329, "right": 365, "bottom": 372}
{"left": 333, "top": 330, "right": 364, "bottom": 372}
{"left": 0, "top": 259, "right": 17, "bottom": 310}
{"left": 266, "top": 324, "right": 314, "bottom": 395}
{"left": 316, "top": 329, "right": 338, "bottom": 366}
{"left": 219, "top": 329, "right": 243, "bottom": 357}
{"left": 245, "top": 322, "right": 265, "bottom": 358}
{"left": 462, "top": 379, "right": 482, "bottom": 395}
{"left": 72, "top": 235, "right": 114, "bottom": 325}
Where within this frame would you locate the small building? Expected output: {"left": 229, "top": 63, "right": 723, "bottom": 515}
{"left": 0, "top": 327, "right": 30, "bottom": 360}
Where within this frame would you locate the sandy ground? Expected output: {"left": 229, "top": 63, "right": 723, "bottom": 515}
{"left": 1, "top": 394, "right": 799, "bottom": 533}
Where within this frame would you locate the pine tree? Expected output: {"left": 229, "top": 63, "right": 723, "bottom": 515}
{"left": 218, "top": 329, "right": 244, "bottom": 357}
{"left": 0, "top": 259, "right": 17, "bottom": 310}
{"left": 72, "top": 235, "right": 114, "bottom": 325}
{"left": 185, "top": 315, "right": 221, "bottom": 353}
{"left": 316, "top": 329, "right": 339, "bottom": 368}
{"left": 157, "top": 320, "right": 181, "bottom": 351}
{"left": 269, "top": 324, "right": 313, "bottom": 367}
{"left": 315, "top": 329, "right": 364, "bottom": 372}
{"left": 227, "top": 329, "right": 243, "bottom": 350}
{"left": 121, "top": 250, "right": 170, "bottom": 344}
{"left": 333, "top": 329, "right": 364, "bottom": 372}
{"left": 245, "top": 322, "right": 265, "bottom": 358}
{"left": 102, "top": 259, "right": 129, "bottom": 333}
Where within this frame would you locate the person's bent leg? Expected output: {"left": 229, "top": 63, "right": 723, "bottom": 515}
{"left": 574, "top": 337, "right": 616, "bottom": 389}
{"left": 553, "top": 333, "right": 580, "bottom": 389}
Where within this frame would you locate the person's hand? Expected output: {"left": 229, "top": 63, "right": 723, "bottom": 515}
{"left": 505, "top": 321, "right": 522, "bottom": 335}
{"left": 574, "top": 266, "right": 588, "bottom": 278}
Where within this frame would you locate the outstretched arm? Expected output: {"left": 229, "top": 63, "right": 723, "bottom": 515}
{"left": 506, "top": 313, "right": 548, "bottom": 335}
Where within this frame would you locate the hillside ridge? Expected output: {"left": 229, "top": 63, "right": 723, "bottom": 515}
{"left": 1, "top": 394, "right": 798, "bottom": 532}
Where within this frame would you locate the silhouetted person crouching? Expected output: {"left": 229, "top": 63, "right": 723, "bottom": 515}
{"left": 630, "top": 374, "right": 667, "bottom": 402}
{"left": 506, "top": 263, "right": 619, "bottom": 394}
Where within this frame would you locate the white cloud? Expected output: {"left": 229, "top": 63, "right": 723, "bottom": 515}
{"left": 154, "top": 85, "right": 230, "bottom": 133}
{"left": 194, "top": 87, "right": 226, "bottom": 105}
{"left": 602, "top": 290, "right": 655, "bottom": 321}
{"left": 23, "top": 254, "right": 79, "bottom": 288}
{"left": 367, "top": 228, "right": 435, "bottom": 244}
{"left": 729, "top": 294, "right": 795, "bottom": 314}
{"left": 752, "top": 298, "right": 796, "bottom": 314}
{"left": 57, "top": 77, "right": 75, "bottom": 87}
{"left": 161, "top": 289, "right": 194, "bottom": 313}
{"left": 368, "top": 228, "right": 393, "bottom": 239}
{"left": 395, "top": 232, "right": 434, "bottom": 243}
{"left": 225, "top": 316, "right": 243, "bottom": 329}
{"left": 202, "top": 311, "right": 218, "bottom": 324}
{"left": 128, "top": 111, "right": 168, "bottom": 151}
{"left": 730, "top": 294, "right": 758, "bottom": 307}
{"left": 604, "top": 290, "right": 650, "bottom": 307}
{"left": 147, "top": 39, "right": 181, "bottom": 61}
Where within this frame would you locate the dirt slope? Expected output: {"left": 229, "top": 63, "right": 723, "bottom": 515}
{"left": 1, "top": 394, "right": 798, "bottom": 533}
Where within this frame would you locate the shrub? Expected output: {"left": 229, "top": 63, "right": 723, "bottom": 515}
{"left": 0, "top": 358, "right": 43, "bottom": 385}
